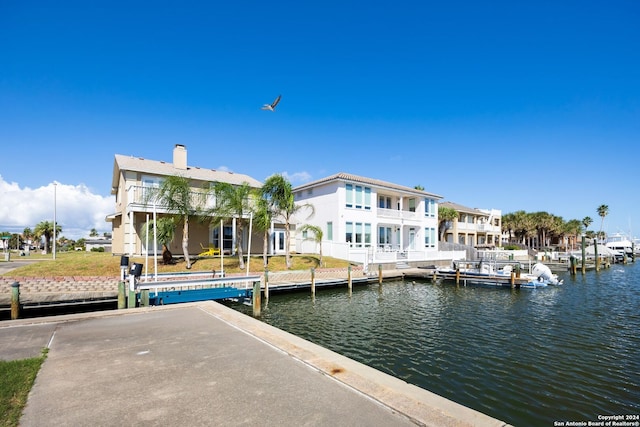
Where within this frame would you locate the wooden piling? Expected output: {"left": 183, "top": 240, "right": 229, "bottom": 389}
{"left": 510, "top": 272, "right": 515, "bottom": 288}
{"left": 594, "top": 239, "right": 600, "bottom": 271}
{"left": 264, "top": 269, "right": 269, "bottom": 300}
{"left": 118, "top": 281, "right": 126, "bottom": 309}
{"left": 140, "top": 289, "right": 149, "bottom": 307}
{"left": 252, "top": 280, "right": 261, "bottom": 317}
{"left": 11, "top": 282, "right": 20, "bottom": 320}
{"left": 581, "top": 235, "right": 586, "bottom": 275}
{"left": 570, "top": 256, "right": 577, "bottom": 275}
{"left": 347, "top": 265, "right": 352, "bottom": 292}
{"left": 378, "top": 264, "right": 383, "bottom": 286}
{"left": 455, "top": 268, "right": 460, "bottom": 285}
{"left": 311, "top": 268, "right": 316, "bottom": 296}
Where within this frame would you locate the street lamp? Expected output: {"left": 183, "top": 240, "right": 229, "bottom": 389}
{"left": 53, "top": 182, "right": 57, "bottom": 260}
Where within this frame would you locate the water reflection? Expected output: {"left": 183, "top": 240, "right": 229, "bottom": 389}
{"left": 227, "top": 262, "right": 640, "bottom": 426}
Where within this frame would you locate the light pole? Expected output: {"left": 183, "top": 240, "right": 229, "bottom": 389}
{"left": 53, "top": 182, "right": 57, "bottom": 260}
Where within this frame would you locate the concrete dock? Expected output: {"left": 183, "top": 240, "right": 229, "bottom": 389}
{"left": 1, "top": 301, "right": 511, "bottom": 427}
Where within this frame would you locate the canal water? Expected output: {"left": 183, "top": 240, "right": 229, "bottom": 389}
{"left": 226, "top": 262, "right": 640, "bottom": 427}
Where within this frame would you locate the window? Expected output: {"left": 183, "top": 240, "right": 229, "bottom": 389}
{"left": 379, "top": 226, "right": 392, "bottom": 245}
{"left": 347, "top": 221, "right": 372, "bottom": 247}
{"left": 346, "top": 183, "right": 371, "bottom": 210}
{"left": 302, "top": 230, "right": 308, "bottom": 239}
{"left": 408, "top": 198, "right": 416, "bottom": 212}
{"left": 378, "top": 195, "right": 392, "bottom": 209}
{"left": 355, "top": 186, "right": 363, "bottom": 209}
{"left": 424, "top": 227, "right": 436, "bottom": 248}
{"left": 327, "top": 222, "right": 333, "bottom": 241}
{"left": 424, "top": 198, "right": 436, "bottom": 217}
{"left": 364, "top": 187, "right": 371, "bottom": 210}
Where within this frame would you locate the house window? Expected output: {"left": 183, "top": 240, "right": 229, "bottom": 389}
{"left": 346, "top": 183, "right": 371, "bottom": 210}
{"left": 378, "top": 195, "right": 392, "bottom": 209}
{"left": 302, "top": 230, "right": 308, "bottom": 239}
{"left": 364, "top": 187, "right": 371, "bottom": 210}
{"left": 424, "top": 227, "right": 436, "bottom": 248}
{"left": 408, "top": 198, "right": 416, "bottom": 212}
{"left": 424, "top": 198, "right": 436, "bottom": 217}
{"left": 379, "top": 226, "right": 392, "bottom": 245}
{"left": 327, "top": 222, "right": 333, "bottom": 241}
{"left": 355, "top": 186, "right": 363, "bottom": 209}
{"left": 347, "top": 222, "right": 371, "bottom": 247}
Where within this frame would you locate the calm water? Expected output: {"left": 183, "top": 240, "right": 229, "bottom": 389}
{"left": 226, "top": 262, "right": 640, "bottom": 427}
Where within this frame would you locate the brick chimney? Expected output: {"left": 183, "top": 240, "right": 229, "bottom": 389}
{"left": 173, "top": 144, "right": 187, "bottom": 170}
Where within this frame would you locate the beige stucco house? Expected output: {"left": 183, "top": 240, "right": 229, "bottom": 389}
{"left": 439, "top": 201, "right": 502, "bottom": 248}
{"left": 107, "top": 144, "right": 264, "bottom": 257}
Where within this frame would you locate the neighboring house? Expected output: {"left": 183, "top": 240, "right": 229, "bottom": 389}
{"left": 291, "top": 172, "right": 446, "bottom": 266}
{"left": 85, "top": 238, "right": 112, "bottom": 253}
{"left": 439, "top": 201, "right": 502, "bottom": 248}
{"left": 107, "top": 144, "right": 264, "bottom": 257}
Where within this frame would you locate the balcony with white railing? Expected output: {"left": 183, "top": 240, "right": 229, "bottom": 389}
{"left": 126, "top": 185, "right": 215, "bottom": 212}
{"left": 377, "top": 207, "right": 420, "bottom": 220}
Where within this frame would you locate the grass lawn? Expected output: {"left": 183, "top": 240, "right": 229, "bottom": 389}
{"left": 0, "top": 350, "right": 47, "bottom": 427}
{"left": 2, "top": 251, "right": 352, "bottom": 277}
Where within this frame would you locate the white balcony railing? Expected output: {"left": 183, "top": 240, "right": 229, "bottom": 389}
{"left": 377, "top": 207, "right": 420, "bottom": 220}
{"left": 126, "top": 185, "right": 215, "bottom": 211}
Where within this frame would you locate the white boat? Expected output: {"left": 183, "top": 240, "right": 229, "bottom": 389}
{"left": 435, "top": 260, "right": 562, "bottom": 288}
{"left": 605, "top": 233, "right": 635, "bottom": 261}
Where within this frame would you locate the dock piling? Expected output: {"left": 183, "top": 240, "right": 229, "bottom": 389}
{"left": 11, "top": 281, "right": 20, "bottom": 320}
{"left": 118, "top": 281, "right": 126, "bottom": 309}
{"left": 252, "top": 280, "right": 261, "bottom": 317}
{"left": 264, "top": 269, "right": 269, "bottom": 300}
{"left": 311, "top": 268, "right": 316, "bottom": 296}
{"left": 347, "top": 266, "right": 352, "bottom": 292}
{"left": 378, "top": 264, "right": 383, "bottom": 286}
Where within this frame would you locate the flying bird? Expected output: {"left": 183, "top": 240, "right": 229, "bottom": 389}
{"left": 261, "top": 94, "right": 281, "bottom": 111}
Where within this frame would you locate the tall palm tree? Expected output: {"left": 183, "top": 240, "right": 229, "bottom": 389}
{"left": 210, "top": 182, "right": 256, "bottom": 270}
{"left": 582, "top": 216, "right": 593, "bottom": 232}
{"left": 299, "top": 224, "right": 324, "bottom": 265}
{"left": 149, "top": 175, "right": 199, "bottom": 269}
{"left": 34, "top": 220, "right": 62, "bottom": 254}
{"left": 437, "top": 206, "right": 458, "bottom": 242}
{"left": 597, "top": 204, "right": 609, "bottom": 241}
{"left": 262, "top": 174, "right": 314, "bottom": 269}
{"left": 252, "top": 197, "right": 275, "bottom": 268}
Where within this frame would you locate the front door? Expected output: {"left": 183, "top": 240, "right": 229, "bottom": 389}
{"left": 272, "top": 230, "right": 286, "bottom": 254}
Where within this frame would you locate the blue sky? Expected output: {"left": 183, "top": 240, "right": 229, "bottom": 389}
{"left": 1, "top": 1, "right": 639, "bottom": 239}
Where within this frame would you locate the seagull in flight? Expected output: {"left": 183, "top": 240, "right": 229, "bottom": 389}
{"left": 261, "top": 94, "right": 281, "bottom": 111}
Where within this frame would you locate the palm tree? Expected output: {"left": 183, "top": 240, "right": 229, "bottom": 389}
{"left": 597, "top": 204, "right": 609, "bottom": 241}
{"left": 299, "top": 224, "right": 324, "bottom": 264}
{"left": 262, "top": 174, "right": 314, "bottom": 269}
{"left": 148, "top": 175, "right": 201, "bottom": 269}
{"left": 34, "top": 220, "right": 62, "bottom": 254}
{"left": 141, "top": 217, "right": 176, "bottom": 265}
{"left": 582, "top": 216, "right": 593, "bottom": 232}
{"left": 210, "top": 182, "right": 256, "bottom": 270}
{"left": 252, "top": 197, "right": 275, "bottom": 268}
{"left": 90, "top": 228, "right": 99, "bottom": 237}
{"left": 437, "top": 206, "right": 458, "bottom": 242}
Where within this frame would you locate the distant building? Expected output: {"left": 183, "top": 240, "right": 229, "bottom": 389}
{"left": 439, "top": 201, "right": 502, "bottom": 248}
{"left": 84, "top": 238, "right": 113, "bottom": 253}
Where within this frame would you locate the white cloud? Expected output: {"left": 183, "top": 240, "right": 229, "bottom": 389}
{"left": 281, "top": 171, "right": 312, "bottom": 184}
{"left": 0, "top": 176, "right": 114, "bottom": 240}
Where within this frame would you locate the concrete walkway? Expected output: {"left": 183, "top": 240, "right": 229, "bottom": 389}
{"left": 1, "top": 302, "right": 511, "bottom": 427}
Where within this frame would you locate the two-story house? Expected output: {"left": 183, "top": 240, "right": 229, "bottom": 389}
{"left": 439, "top": 201, "right": 502, "bottom": 248}
{"left": 291, "top": 173, "right": 444, "bottom": 265}
{"left": 107, "top": 144, "right": 265, "bottom": 257}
